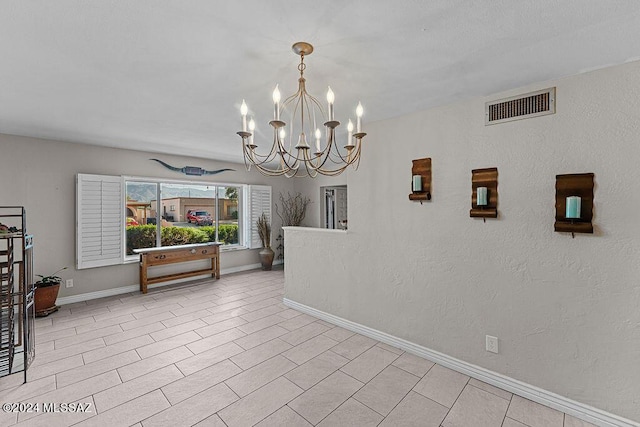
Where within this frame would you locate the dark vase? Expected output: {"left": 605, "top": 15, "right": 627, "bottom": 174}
{"left": 34, "top": 283, "right": 61, "bottom": 317}
{"left": 259, "top": 247, "right": 275, "bottom": 271}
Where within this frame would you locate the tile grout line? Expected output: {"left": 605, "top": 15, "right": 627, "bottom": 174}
{"left": 309, "top": 368, "right": 369, "bottom": 426}
{"left": 354, "top": 361, "right": 426, "bottom": 422}
{"left": 500, "top": 391, "right": 515, "bottom": 426}
{"left": 466, "top": 380, "right": 512, "bottom": 401}
{"left": 433, "top": 375, "right": 471, "bottom": 427}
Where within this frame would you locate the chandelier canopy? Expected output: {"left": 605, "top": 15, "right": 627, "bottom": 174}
{"left": 237, "top": 42, "right": 366, "bottom": 178}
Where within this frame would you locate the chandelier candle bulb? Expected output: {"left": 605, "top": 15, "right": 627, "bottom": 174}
{"left": 240, "top": 100, "right": 248, "bottom": 132}
{"left": 273, "top": 85, "right": 281, "bottom": 120}
{"left": 566, "top": 196, "right": 581, "bottom": 219}
{"left": 248, "top": 118, "right": 256, "bottom": 145}
{"left": 347, "top": 119, "right": 354, "bottom": 147}
{"left": 412, "top": 175, "right": 422, "bottom": 192}
{"left": 477, "top": 187, "right": 488, "bottom": 206}
{"left": 356, "top": 102, "right": 363, "bottom": 133}
{"left": 327, "top": 87, "right": 335, "bottom": 120}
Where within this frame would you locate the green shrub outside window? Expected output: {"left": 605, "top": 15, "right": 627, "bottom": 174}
{"left": 126, "top": 224, "right": 239, "bottom": 255}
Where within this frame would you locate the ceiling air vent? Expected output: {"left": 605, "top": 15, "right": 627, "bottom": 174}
{"left": 485, "top": 87, "right": 555, "bottom": 125}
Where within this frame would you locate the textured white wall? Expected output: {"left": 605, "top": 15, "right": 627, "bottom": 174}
{"left": 0, "top": 134, "right": 295, "bottom": 298}
{"left": 285, "top": 60, "right": 640, "bottom": 421}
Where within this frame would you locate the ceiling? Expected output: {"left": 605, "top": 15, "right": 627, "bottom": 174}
{"left": 1, "top": 1, "right": 639, "bottom": 164}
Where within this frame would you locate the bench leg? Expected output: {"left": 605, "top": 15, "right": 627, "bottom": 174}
{"left": 140, "top": 257, "right": 148, "bottom": 294}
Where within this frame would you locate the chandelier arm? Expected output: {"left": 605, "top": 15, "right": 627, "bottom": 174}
{"left": 242, "top": 141, "right": 254, "bottom": 172}
{"left": 283, "top": 157, "right": 302, "bottom": 178}
{"left": 319, "top": 147, "right": 356, "bottom": 175}
{"left": 243, "top": 144, "right": 291, "bottom": 176}
{"left": 304, "top": 158, "right": 320, "bottom": 178}
{"left": 247, "top": 126, "right": 296, "bottom": 164}
{"left": 297, "top": 132, "right": 335, "bottom": 173}
{"left": 245, "top": 142, "right": 280, "bottom": 166}
{"left": 318, "top": 142, "right": 354, "bottom": 174}
{"left": 306, "top": 142, "right": 355, "bottom": 176}
{"left": 306, "top": 136, "right": 334, "bottom": 171}
{"left": 352, "top": 143, "right": 362, "bottom": 171}
{"left": 276, "top": 134, "right": 305, "bottom": 167}
{"left": 281, "top": 153, "right": 299, "bottom": 174}
{"left": 240, "top": 129, "right": 281, "bottom": 164}
{"left": 315, "top": 163, "right": 349, "bottom": 176}
{"left": 314, "top": 126, "right": 338, "bottom": 163}
{"left": 301, "top": 149, "right": 320, "bottom": 178}
{"left": 324, "top": 151, "right": 358, "bottom": 171}
{"left": 325, "top": 144, "right": 352, "bottom": 165}
{"left": 253, "top": 163, "right": 293, "bottom": 176}
{"left": 308, "top": 95, "right": 326, "bottom": 122}
{"left": 245, "top": 143, "right": 278, "bottom": 163}
{"left": 301, "top": 91, "right": 325, "bottom": 133}
{"left": 327, "top": 135, "right": 358, "bottom": 165}
{"left": 303, "top": 92, "right": 326, "bottom": 149}
{"left": 322, "top": 127, "right": 346, "bottom": 162}
{"left": 242, "top": 139, "right": 270, "bottom": 168}
{"left": 289, "top": 92, "right": 304, "bottom": 147}
{"left": 252, "top": 142, "right": 301, "bottom": 176}
{"left": 278, "top": 151, "right": 300, "bottom": 171}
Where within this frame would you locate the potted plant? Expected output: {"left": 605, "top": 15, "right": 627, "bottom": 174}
{"left": 35, "top": 267, "right": 67, "bottom": 317}
{"left": 256, "top": 213, "right": 274, "bottom": 270}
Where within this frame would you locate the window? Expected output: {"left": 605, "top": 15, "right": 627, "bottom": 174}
{"left": 77, "top": 174, "right": 270, "bottom": 269}
{"left": 125, "top": 180, "right": 243, "bottom": 256}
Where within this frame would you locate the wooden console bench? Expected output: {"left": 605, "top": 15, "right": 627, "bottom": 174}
{"left": 134, "top": 242, "right": 220, "bottom": 293}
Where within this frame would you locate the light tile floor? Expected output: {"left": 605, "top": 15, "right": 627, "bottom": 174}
{"left": 0, "top": 269, "right": 597, "bottom": 427}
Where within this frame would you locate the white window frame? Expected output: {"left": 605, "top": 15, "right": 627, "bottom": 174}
{"left": 78, "top": 174, "right": 270, "bottom": 268}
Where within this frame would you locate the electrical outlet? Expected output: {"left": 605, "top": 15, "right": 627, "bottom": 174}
{"left": 486, "top": 335, "right": 498, "bottom": 354}
{"left": 65, "top": 279, "right": 74, "bottom": 288}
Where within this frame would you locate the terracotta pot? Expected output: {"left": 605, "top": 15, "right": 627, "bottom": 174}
{"left": 35, "top": 283, "right": 60, "bottom": 317}
{"left": 259, "top": 247, "right": 275, "bottom": 271}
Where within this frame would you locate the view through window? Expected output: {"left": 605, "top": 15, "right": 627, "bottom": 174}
{"left": 125, "top": 180, "right": 240, "bottom": 256}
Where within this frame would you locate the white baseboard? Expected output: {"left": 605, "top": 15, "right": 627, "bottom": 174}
{"left": 283, "top": 298, "right": 639, "bottom": 427}
{"left": 55, "top": 260, "right": 283, "bottom": 306}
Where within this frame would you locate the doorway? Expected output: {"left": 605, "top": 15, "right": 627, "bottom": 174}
{"left": 322, "top": 186, "right": 347, "bottom": 230}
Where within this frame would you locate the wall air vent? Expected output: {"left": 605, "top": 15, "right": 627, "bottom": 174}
{"left": 485, "top": 87, "right": 555, "bottom": 125}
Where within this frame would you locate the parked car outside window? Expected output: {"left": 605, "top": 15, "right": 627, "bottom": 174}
{"left": 187, "top": 210, "right": 213, "bottom": 225}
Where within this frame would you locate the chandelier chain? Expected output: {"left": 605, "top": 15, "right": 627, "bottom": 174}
{"left": 298, "top": 55, "right": 306, "bottom": 75}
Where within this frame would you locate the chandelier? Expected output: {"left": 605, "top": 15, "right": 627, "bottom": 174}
{"left": 237, "top": 42, "right": 366, "bottom": 177}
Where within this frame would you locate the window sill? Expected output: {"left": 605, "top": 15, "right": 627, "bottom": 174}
{"left": 221, "top": 245, "right": 248, "bottom": 252}
{"left": 124, "top": 244, "right": 248, "bottom": 263}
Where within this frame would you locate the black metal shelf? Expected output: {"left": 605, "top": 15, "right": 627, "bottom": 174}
{"left": 0, "top": 207, "right": 35, "bottom": 383}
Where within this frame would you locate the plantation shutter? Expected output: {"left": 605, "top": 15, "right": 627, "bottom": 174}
{"left": 246, "top": 185, "right": 272, "bottom": 249}
{"left": 76, "top": 174, "right": 123, "bottom": 269}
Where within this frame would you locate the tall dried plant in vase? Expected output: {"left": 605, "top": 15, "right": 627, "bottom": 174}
{"left": 256, "top": 212, "right": 274, "bottom": 270}
{"left": 256, "top": 213, "right": 271, "bottom": 248}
